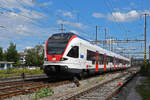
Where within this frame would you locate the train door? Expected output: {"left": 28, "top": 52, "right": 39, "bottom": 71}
{"left": 113, "top": 57, "right": 116, "bottom": 70}
{"left": 104, "top": 54, "right": 107, "bottom": 71}
{"left": 95, "top": 52, "right": 99, "bottom": 72}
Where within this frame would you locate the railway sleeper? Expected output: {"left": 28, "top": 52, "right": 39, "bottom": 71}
{"left": 0, "top": 89, "right": 24, "bottom": 99}
{"left": 0, "top": 85, "right": 23, "bottom": 92}
{"left": 25, "top": 84, "right": 50, "bottom": 93}
{"left": 0, "top": 81, "right": 24, "bottom": 87}
{"left": 0, "top": 82, "right": 43, "bottom": 92}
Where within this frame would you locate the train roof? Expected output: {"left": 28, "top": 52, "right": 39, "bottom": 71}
{"left": 51, "top": 32, "right": 130, "bottom": 61}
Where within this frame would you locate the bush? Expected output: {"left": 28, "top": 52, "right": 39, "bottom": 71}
{"left": 0, "top": 67, "right": 44, "bottom": 78}
{"left": 136, "top": 62, "right": 150, "bottom": 100}
{"left": 32, "top": 88, "right": 53, "bottom": 100}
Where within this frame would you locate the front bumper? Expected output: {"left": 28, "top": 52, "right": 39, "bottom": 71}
{"left": 43, "top": 65, "right": 82, "bottom": 77}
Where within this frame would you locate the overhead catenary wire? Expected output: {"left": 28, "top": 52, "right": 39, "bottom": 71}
{"left": 31, "top": 0, "right": 93, "bottom": 40}
{"left": 104, "top": 0, "right": 127, "bottom": 37}
{"left": 2, "top": 0, "right": 59, "bottom": 29}
{"left": 62, "top": 0, "right": 99, "bottom": 40}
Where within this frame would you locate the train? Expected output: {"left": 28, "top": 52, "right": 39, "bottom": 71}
{"left": 43, "top": 32, "right": 130, "bottom": 79}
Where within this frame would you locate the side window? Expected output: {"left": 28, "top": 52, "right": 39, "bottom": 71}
{"left": 87, "top": 50, "right": 96, "bottom": 64}
{"left": 99, "top": 54, "right": 104, "bottom": 64}
{"left": 110, "top": 56, "right": 113, "bottom": 63}
{"left": 87, "top": 50, "right": 96, "bottom": 61}
{"left": 113, "top": 57, "right": 116, "bottom": 64}
{"left": 107, "top": 56, "right": 111, "bottom": 64}
{"left": 104, "top": 54, "right": 107, "bottom": 64}
{"left": 67, "top": 46, "right": 79, "bottom": 58}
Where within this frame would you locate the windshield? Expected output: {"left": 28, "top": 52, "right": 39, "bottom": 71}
{"left": 47, "top": 33, "right": 74, "bottom": 55}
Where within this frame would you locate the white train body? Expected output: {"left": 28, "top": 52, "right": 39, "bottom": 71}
{"left": 43, "top": 33, "right": 130, "bottom": 77}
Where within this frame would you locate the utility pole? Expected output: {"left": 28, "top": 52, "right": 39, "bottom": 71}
{"left": 104, "top": 28, "right": 107, "bottom": 49}
{"left": 59, "top": 24, "right": 65, "bottom": 33}
{"left": 104, "top": 28, "right": 107, "bottom": 40}
{"left": 96, "top": 25, "right": 98, "bottom": 44}
{"left": 143, "top": 13, "right": 148, "bottom": 67}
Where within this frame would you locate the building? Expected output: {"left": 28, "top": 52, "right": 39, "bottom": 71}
{"left": 131, "top": 58, "right": 144, "bottom": 66}
{"left": 18, "top": 52, "right": 26, "bottom": 64}
{"left": 0, "top": 61, "right": 14, "bottom": 70}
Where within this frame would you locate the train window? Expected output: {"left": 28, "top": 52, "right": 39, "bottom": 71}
{"left": 87, "top": 50, "right": 96, "bottom": 61}
{"left": 110, "top": 56, "right": 113, "bottom": 63}
{"left": 67, "top": 46, "right": 79, "bottom": 58}
{"left": 50, "top": 33, "right": 73, "bottom": 40}
{"left": 99, "top": 54, "right": 104, "bottom": 64}
{"left": 113, "top": 57, "right": 116, "bottom": 64}
{"left": 107, "top": 56, "right": 111, "bottom": 64}
{"left": 119, "top": 59, "right": 122, "bottom": 64}
{"left": 104, "top": 54, "right": 107, "bottom": 64}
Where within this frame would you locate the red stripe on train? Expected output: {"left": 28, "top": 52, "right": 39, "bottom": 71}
{"left": 95, "top": 52, "right": 99, "bottom": 72}
{"left": 104, "top": 54, "right": 106, "bottom": 71}
{"left": 86, "top": 65, "right": 88, "bottom": 69}
{"left": 62, "top": 35, "right": 77, "bottom": 57}
{"left": 45, "top": 39, "right": 48, "bottom": 58}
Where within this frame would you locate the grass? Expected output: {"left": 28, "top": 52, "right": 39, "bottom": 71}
{"left": 32, "top": 88, "right": 54, "bottom": 100}
{"left": 0, "top": 67, "right": 44, "bottom": 78}
{"left": 136, "top": 63, "right": 150, "bottom": 100}
{"left": 86, "top": 79, "right": 90, "bottom": 83}
{"left": 100, "top": 75, "right": 104, "bottom": 81}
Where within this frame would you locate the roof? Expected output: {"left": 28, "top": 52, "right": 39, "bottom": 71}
{"left": 18, "top": 52, "right": 26, "bottom": 56}
{"left": 0, "top": 61, "right": 14, "bottom": 64}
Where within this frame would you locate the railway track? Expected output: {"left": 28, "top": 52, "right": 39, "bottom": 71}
{"left": 64, "top": 70, "right": 138, "bottom": 100}
{"left": 0, "top": 67, "right": 139, "bottom": 99}
{"left": 0, "top": 74, "right": 47, "bottom": 82}
{"left": 45, "top": 68, "right": 138, "bottom": 100}
{"left": 0, "top": 78, "right": 71, "bottom": 99}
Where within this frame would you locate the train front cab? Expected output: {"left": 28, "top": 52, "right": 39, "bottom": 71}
{"left": 43, "top": 33, "right": 84, "bottom": 78}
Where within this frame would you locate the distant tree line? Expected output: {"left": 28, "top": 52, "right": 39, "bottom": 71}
{"left": 0, "top": 42, "right": 44, "bottom": 67}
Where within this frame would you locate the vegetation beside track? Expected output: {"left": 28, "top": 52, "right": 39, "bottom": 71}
{"left": 0, "top": 67, "right": 44, "bottom": 78}
{"left": 136, "top": 62, "right": 150, "bottom": 100}
{"left": 32, "top": 88, "right": 54, "bottom": 100}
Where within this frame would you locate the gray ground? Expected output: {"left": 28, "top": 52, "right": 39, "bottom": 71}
{"left": 113, "top": 74, "right": 143, "bottom": 100}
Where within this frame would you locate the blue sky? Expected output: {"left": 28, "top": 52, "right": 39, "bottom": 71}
{"left": 0, "top": 0, "right": 150, "bottom": 58}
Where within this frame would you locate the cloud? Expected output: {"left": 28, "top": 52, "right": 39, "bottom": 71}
{"left": 70, "top": 30, "right": 78, "bottom": 34}
{"left": 108, "top": 10, "right": 140, "bottom": 22}
{"left": 19, "top": 7, "right": 44, "bottom": 19}
{"left": 32, "top": 0, "right": 52, "bottom": 7}
{"left": 0, "top": 0, "right": 53, "bottom": 51}
{"left": 113, "top": 8, "right": 120, "bottom": 11}
{"left": 57, "top": 20, "right": 87, "bottom": 28}
{"left": 39, "top": 1, "right": 52, "bottom": 7}
{"left": 93, "top": 10, "right": 150, "bottom": 22}
{"left": 0, "top": 0, "right": 34, "bottom": 10}
{"left": 25, "top": 46, "right": 33, "bottom": 50}
{"left": 92, "top": 13, "right": 104, "bottom": 18}
{"left": 57, "top": 10, "right": 74, "bottom": 19}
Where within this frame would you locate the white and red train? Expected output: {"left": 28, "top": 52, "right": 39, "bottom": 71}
{"left": 43, "top": 32, "right": 130, "bottom": 78}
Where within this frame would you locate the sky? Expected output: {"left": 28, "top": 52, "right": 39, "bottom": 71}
{"left": 0, "top": 0, "right": 150, "bottom": 58}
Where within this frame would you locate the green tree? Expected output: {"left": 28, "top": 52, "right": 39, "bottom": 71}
{"left": 25, "top": 45, "right": 44, "bottom": 66}
{"left": 6, "top": 42, "right": 20, "bottom": 63}
{"left": 0, "top": 47, "right": 3, "bottom": 61}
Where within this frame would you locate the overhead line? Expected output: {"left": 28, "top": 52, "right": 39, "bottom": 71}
{"left": 32, "top": 1, "right": 92, "bottom": 40}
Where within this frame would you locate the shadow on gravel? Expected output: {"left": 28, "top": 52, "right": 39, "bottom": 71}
{"left": 111, "top": 74, "right": 142, "bottom": 100}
